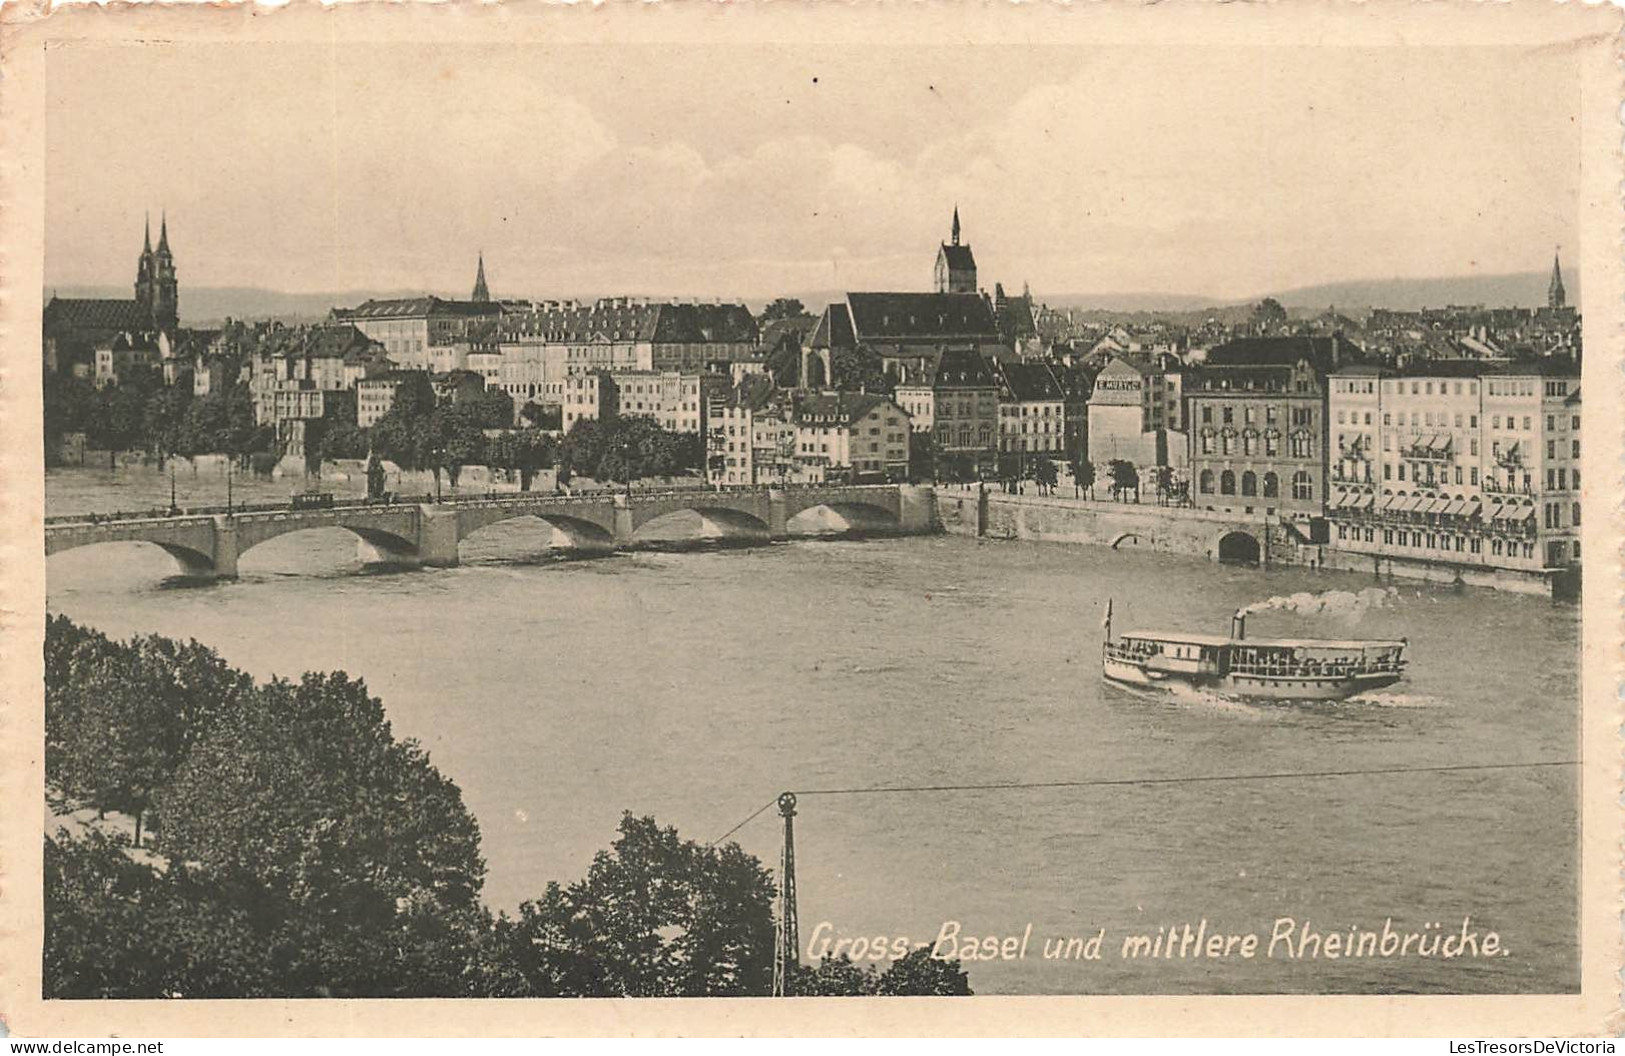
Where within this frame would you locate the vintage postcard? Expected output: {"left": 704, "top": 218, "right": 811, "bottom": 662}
{"left": 0, "top": 0, "right": 1619, "bottom": 1038}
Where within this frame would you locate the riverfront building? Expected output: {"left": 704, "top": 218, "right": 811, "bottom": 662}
{"left": 1086, "top": 354, "right": 1186, "bottom": 474}
{"left": 1325, "top": 356, "right": 1581, "bottom": 573}
{"left": 708, "top": 380, "right": 909, "bottom": 485}
{"left": 993, "top": 360, "right": 1066, "bottom": 457}
{"left": 894, "top": 345, "right": 1000, "bottom": 478}
{"left": 1186, "top": 336, "right": 1344, "bottom": 527}
{"left": 333, "top": 296, "right": 505, "bottom": 369}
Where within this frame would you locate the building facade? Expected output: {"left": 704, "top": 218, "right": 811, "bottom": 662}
{"left": 1086, "top": 355, "right": 1185, "bottom": 472}
{"left": 1186, "top": 338, "right": 1340, "bottom": 523}
{"left": 894, "top": 346, "right": 999, "bottom": 478}
{"left": 993, "top": 360, "right": 1066, "bottom": 457}
{"left": 1325, "top": 357, "right": 1581, "bottom": 572}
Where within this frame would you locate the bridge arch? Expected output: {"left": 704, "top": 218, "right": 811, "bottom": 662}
{"left": 1216, "top": 529, "right": 1262, "bottom": 566}
{"left": 786, "top": 501, "right": 900, "bottom": 535}
{"left": 46, "top": 537, "right": 220, "bottom": 580}
{"left": 235, "top": 521, "right": 422, "bottom": 568}
{"left": 631, "top": 505, "right": 772, "bottom": 544}
{"left": 456, "top": 508, "right": 616, "bottom": 553}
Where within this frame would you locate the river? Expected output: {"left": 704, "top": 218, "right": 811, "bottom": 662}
{"left": 44, "top": 463, "right": 1579, "bottom": 995}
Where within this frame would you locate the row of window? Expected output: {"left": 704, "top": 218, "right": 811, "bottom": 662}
{"left": 1198, "top": 432, "right": 1313, "bottom": 458}
{"left": 1196, "top": 469, "right": 1314, "bottom": 501}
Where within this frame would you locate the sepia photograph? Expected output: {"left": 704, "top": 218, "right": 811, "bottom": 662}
{"left": 2, "top": 1, "right": 1619, "bottom": 1038}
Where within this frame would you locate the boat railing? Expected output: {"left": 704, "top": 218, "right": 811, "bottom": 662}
{"left": 1227, "top": 654, "right": 1406, "bottom": 678}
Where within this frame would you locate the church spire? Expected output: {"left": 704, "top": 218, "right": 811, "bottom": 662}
{"left": 158, "top": 210, "right": 170, "bottom": 254}
{"left": 143, "top": 212, "right": 152, "bottom": 253}
{"left": 951, "top": 206, "right": 961, "bottom": 247}
{"left": 471, "top": 252, "right": 490, "bottom": 303}
{"left": 1548, "top": 247, "right": 1566, "bottom": 309}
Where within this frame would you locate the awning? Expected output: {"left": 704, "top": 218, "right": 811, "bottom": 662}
{"left": 1402, "top": 495, "right": 1427, "bottom": 513}
{"left": 1514, "top": 504, "right": 1536, "bottom": 522}
{"left": 1489, "top": 503, "right": 1513, "bottom": 521}
{"left": 1357, "top": 492, "right": 1376, "bottom": 510}
{"left": 1462, "top": 501, "right": 1483, "bottom": 519}
{"left": 1377, "top": 494, "right": 1400, "bottom": 512}
{"left": 1427, "top": 496, "right": 1453, "bottom": 515}
{"left": 1441, "top": 499, "right": 1466, "bottom": 517}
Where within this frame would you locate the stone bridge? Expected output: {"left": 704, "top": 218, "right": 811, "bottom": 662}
{"left": 44, "top": 484, "right": 936, "bottom": 581}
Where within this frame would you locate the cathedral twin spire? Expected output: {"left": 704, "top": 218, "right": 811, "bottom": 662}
{"left": 134, "top": 210, "right": 178, "bottom": 332}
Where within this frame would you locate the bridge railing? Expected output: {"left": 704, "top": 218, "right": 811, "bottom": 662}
{"left": 44, "top": 482, "right": 908, "bottom": 528}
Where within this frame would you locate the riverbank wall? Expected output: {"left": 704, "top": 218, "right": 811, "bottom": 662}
{"left": 933, "top": 487, "right": 1565, "bottom": 597}
{"left": 934, "top": 487, "right": 1295, "bottom": 565}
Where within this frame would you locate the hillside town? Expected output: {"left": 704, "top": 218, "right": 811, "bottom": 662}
{"left": 42, "top": 209, "right": 1583, "bottom": 582}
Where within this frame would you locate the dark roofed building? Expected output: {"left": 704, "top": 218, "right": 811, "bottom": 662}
{"left": 43, "top": 216, "right": 182, "bottom": 376}
{"left": 893, "top": 345, "right": 999, "bottom": 478}
{"left": 934, "top": 207, "right": 977, "bottom": 294}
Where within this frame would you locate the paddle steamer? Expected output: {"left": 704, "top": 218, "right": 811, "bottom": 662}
{"left": 1100, "top": 601, "right": 1406, "bottom": 700}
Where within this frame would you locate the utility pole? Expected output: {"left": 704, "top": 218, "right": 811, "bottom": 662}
{"left": 772, "top": 791, "right": 799, "bottom": 997}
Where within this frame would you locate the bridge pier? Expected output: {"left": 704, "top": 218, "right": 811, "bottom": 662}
{"left": 897, "top": 485, "right": 936, "bottom": 535}
{"left": 418, "top": 505, "right": 461, "bottom": 567}
{"left": 768, "top": 489, "right": 789, "bottom": 541}
{"left": 612, "top": 495, "right": 635, "bottom": 548}
{"left": 210, "top": 517, "right": 240, "bottom": 580}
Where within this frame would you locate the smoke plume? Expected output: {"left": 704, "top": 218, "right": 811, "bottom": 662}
{"left": 1238, "top": 586, "right": 1399, "bottom": 620}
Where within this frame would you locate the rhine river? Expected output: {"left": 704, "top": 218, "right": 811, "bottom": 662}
{"left": 44, "top": 464, "right": 1579, "bottom": 995}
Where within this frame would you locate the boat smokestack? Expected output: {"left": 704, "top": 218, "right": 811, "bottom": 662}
{"left": 1232, "top": 609, "right": 1246, "bottom": 641}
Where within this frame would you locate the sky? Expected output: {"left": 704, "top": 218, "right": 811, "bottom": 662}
{"left": 45, "top": 41, "right": 1581, "bottom": 303}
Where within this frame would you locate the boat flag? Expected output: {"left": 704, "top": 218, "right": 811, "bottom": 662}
{"left": 1102, "top": 599, "right": 1113, "bottom": 639}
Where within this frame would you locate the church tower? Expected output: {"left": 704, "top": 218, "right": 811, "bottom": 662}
{"left": 135, "top": 212, "right": 179, "bottom": 332}
{"left": 134, "top": 213, "right": 155, "bottom": 314}
{"left": 934, "top": 206, "right": 977, "bottom": 294}
{"left": 471, "top": 252, "right": 491, "bottom": 303}
{"left": 1548, "top": 248, "right": 1566, "bottom": 309}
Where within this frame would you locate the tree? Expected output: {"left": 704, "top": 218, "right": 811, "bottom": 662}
{"left": 1150, "top": 465, "right": 1175, "bottom": 506}
{"left": 1072, "top": 456, "right": 1095, "bottom": 499}
{"left": 760, "top": 297, "right": 806, "bottom": 322}
{"left": 1107, "top": 458, "right": 1140, "bottom": 501}
{"left": 873, "top": 947, "right": 972, "bottom": 996}
{"left": 155, "top": 671, "right": 489, "bottom": 996}
{"left": 470, "top": 389, "right": 516, "bottom": 431}
{"left": 491, "top": 814, "right": 776, "bottom": 997}
{"left": 1252, "top": 297, "right": 1288, "bottom": 332}
{"left": 433, "top": 404, "right": 487, "bottom": 489}
{"left": 908, "top": 430, "right": 939, "bottom": 483}
{"left": 830, "top": 344, "right": 891, "bottom": 396}
{"left": 1033, "top": 457, "right": 1059, "bottom": 495}
{"left": 765, "top": 343, "right": 801, "bottom": 388}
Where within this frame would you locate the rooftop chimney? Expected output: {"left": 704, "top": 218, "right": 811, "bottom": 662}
{"left": 1231, "top": 610, "right": 1246, "bottom": 641}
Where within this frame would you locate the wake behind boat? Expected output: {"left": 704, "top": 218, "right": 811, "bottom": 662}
{"left": 1100, "top": 600, "right": 1407, "bottom": 701}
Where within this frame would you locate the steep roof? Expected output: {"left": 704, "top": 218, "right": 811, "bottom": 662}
{"left": 337, "top": 296, "right": 505, "bottom": 321}
{"left": 996, "top": 361, "right": 1063, "bottom": 401}
{"left": 725, "top": 373, "right": 782, "bottom": 412}
{"left": 794, "top": 391, "right": 891, "bottom": 426}
{"left": 808, "top": 303, "right": 857, "bottom": 351}
{"left": 898, "top": 345, "right": 998, "bottom": 390}
{"left": 650, "top": 303, "right": 758, "bottom": 345}
{"left": 937, "top": 244, "right": 977, "bottom": 271}
{"left": 43, "top": 297, "right": 151, "bottom": 332}
{"left": 1204, "top": 336, "right": 1344, "bottom": 371}
{"left": 845, "top": 292, "right": 999, "bottom": 341}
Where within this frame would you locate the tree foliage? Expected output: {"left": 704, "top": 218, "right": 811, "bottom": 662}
{"left": 560, "top": 416, "right": 702, "bottom": 485}
{"left": 489, "top": 814, "right": 775, "bottom": 997}
{"left": 760, "top": 297, "right": 806, "bottom": 322}
{"left": 43, "top": 617, "right": 977, "bottom": 999}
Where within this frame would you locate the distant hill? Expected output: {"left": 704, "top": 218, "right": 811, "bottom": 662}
{"left": 1042, "top": 270, "right": 1577, "bottom": 318}
{"left": 48, "top": 269, "right": 1576, "bottom": 328}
